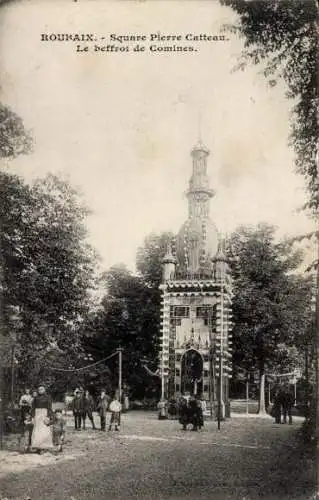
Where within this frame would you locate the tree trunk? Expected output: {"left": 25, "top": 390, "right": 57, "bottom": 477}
{"left": 258, "top": 362, "right": 267, "bottom": 415}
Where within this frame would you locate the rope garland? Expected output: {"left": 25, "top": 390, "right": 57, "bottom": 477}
{"left": 47, "top": 352, "right": 300, "bottom": 379}
{"left": 47, "top": 350, "right": 118, "bottom": 373}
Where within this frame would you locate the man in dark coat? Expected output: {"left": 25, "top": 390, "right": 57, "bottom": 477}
{"left": 272, "top": 387, "right": 282, "bottom": 424}
{"left": 82, "top": 390, "right": 96, "bottom": 430}
{"left": 188, "top": 396, "right": 203, "bottom": 431}
{"left": 97, "top": 389, "right": 110, "bottom": 431}
{"left": 178, "top": 396, "right": 189, "bottom": 431}
{"left": 282, "top": 385, "right": 294, "bottom": 425}
{"left": 72, "top": 390, "right": 84, "bottom": 430}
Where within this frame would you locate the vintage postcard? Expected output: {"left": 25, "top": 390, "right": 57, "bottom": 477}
{"left": 0, "top": 1, "right": 317, "bottom": 499}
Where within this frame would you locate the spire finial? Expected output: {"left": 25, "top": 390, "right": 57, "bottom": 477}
{"left": 162, "top": 239, "right": 176, "bottom": 264}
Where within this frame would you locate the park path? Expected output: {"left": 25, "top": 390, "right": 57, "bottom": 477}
{"left": 0, "top": 412, "right": 315, "bottom": 500}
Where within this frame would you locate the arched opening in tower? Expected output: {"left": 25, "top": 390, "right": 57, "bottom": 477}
{"left": 181, "top": 349, "right": 203, "bottom": 396}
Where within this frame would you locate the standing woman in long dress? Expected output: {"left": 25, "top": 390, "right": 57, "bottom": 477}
{"left": 31, "top": 385, "right": 54, "bottom": 452}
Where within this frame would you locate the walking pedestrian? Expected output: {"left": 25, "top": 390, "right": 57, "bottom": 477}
{"left": 31, "top": 385, "right": 54, "bottom": 452}
{"left": 168, "top": 398, "right": 178, "bottom": 420}
{"left": 19, "top": 388, "right": 33, "bottom": 432}
{"left": 97, "top": 389, "right": 110, "bottom": 431}
{"left": 282, "top": 384, "right": 294, "bottom": 425}
{"left": 272, "top": 387, "right": 282, "bottom": 424}
{"left": 72, "top": 389, "right": 84, "bottom": 430}
{"left": 82, "top": 390, "right": 96, "bottom": 430}
{"left": 189, "top": 395, "right": 202, "bottom": 431}
{"left": 178, "top": 396, "right": 189, "bottom": 431}
{"left": 52, "top": 409, "right": 66, "bottom": 452}
{"left": 108, "top": 395, "right": 122, "bottom": 431}
{"left": 20, "top": 408, "right": 34, "bottom": 452}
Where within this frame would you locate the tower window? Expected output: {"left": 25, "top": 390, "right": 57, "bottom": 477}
{"left": 196, "top": 305, "right": 217, "bottom": 319}
{"left": 203, "top": 385, "right": 209, "bottom": 392}
{"left": 170, "top": 306, "right": 190, "bottom": 318}
{"left": 175, "top": 384, "right": 180, "bottom": 392}
{"left": 170, "top": 318, "right": 182, "bottom": 327}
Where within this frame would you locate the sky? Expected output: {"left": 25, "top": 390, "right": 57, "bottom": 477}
{"left": 0, "top": 0, "right": 316, "bottom": 272}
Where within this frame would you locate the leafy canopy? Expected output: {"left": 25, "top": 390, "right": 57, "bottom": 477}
{"left": 221, "top": 0, "right": 318, "bottom": 214}
{"left": 0, "top": 171, "right": 98, "bottom": 387}
{"left": 230, "top": 223, "right": 313, "bottom": 377}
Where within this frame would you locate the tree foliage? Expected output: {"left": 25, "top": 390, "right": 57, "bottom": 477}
{"left": 136, "top": 232, "right": 174, "bottom": 288}
{"left": 0, "top": 103, "right": 33, "bottom": 158}
{"left": 0, "top": 171, "right": 98, "bottom": 388}
{"left": 84, "top": 264, "right": 161, "bottom": 399}
{"left": 83, "top": 233, "right": 173, "bottom": 399}
{"left": 221, "top": 0, "right": 319, "bottom": 214}
{"left": 269, "top": 343, "right": 300, "bottom": 377}
{"left": 230, "top": 224, "right": 313, "bottom": 393}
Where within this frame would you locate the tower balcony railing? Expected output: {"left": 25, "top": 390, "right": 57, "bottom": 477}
{"left": 173, "top": 270, "right": 216, "bottom": 281}
{"left": 170, "top": 269, "right": 233, "bottom": 285}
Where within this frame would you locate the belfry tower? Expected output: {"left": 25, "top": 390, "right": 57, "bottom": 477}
{"left": 159, "top": 141, "right": 233, "bottom": 417}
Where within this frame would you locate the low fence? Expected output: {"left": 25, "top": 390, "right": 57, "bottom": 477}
{"left": 230, "top": 399, "right": 306, "bottom": 417}
{"left": 230, "top": 399, "right": 259, "bottom": 414}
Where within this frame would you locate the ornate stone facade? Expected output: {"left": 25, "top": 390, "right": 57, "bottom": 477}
{"left": 159, "top": 141, "right": 232, "bottom": 414}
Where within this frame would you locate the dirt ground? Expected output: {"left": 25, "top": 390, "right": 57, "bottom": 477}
{"left": 0, "top": 411, "right": 316, "bottom": 500}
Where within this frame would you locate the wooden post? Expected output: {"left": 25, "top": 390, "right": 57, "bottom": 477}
{"left": 246, "top": 378, "right": 249, "bottom": 415}
{"left": 11, "top": 346, "right": 15, "bottom": 403}
{"left": 268, "top": 383, "right": 271, "bottom": 405}
{"left": 305, "top": 345, "right": 309, "bottom": 415}
{"left": 117, "top": 348, "right": 123, "bottom": 403}
{"left": 161, "top": 351, "right": 165, "bottom": 400}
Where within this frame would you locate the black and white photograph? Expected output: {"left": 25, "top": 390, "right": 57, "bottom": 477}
{"left": 0, "top": 1, "right": 318, "bottom": 499}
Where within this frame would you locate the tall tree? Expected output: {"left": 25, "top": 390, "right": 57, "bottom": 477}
{"left": 221, "top": 0, "right": 318, "bottom": 214}
{"left": 0, "top": 104, "right": 33, "bottom": 411}
{"left": 0, "top": 171, "right": 98, "bottom": 389}
{"left": 230, "top": 223, "right": 312, "bottom": 413}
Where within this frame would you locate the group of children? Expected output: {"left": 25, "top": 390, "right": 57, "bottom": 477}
{"left": 72, "top": 388, "right": 122, "bottom": 432}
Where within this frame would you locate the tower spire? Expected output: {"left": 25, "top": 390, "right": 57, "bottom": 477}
{"left": 187, "top": 140, "right": 214, "bottom": 219}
